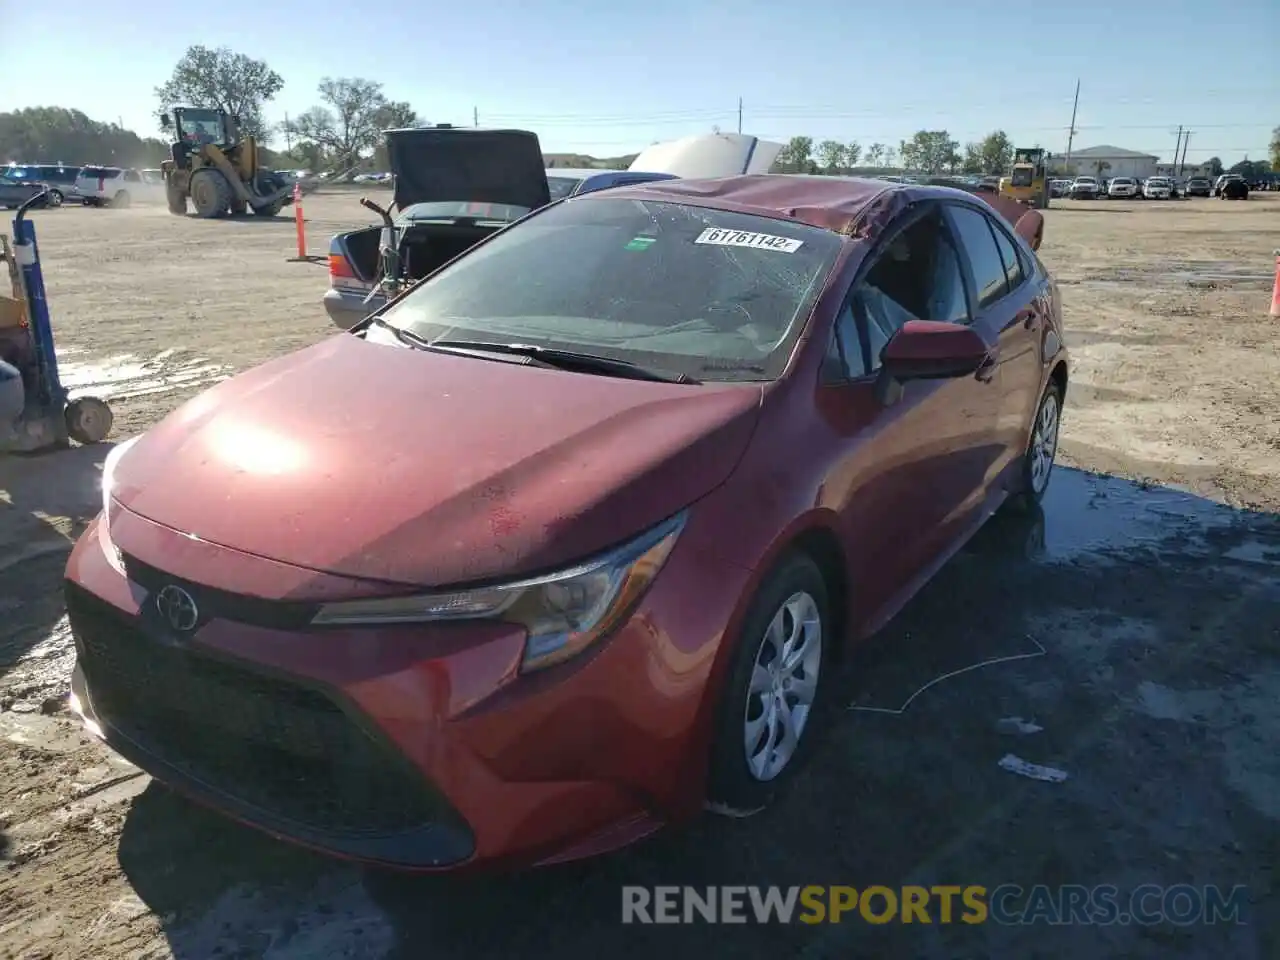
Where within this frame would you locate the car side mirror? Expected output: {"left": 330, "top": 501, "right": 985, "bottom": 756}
{"left": 160, "top": 113, "right": 171, "bottom": 129}
{"left": 881, "top": 320, "right": 991, "bottom": 382}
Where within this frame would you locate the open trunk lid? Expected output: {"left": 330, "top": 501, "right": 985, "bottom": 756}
{"left": 627, "top": 133, "right": 785, "bottom": 179}
{"left": 387, "top": 127, "right": 551, "bottom": 212}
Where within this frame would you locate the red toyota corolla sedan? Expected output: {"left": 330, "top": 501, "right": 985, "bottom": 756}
{"left": 65, "top": 175, "right": 1066, "bottom": 871}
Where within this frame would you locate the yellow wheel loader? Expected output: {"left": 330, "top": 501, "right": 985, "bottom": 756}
{"left": 998, "top": 147, "right": 1051, "bottom": 210}
{"left": 159, "top": 108, "right": 296, "bottom": 219}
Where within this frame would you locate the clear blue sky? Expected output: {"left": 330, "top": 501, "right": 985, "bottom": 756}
{"left": 6, "top": 0, "right": 1277, "bottom": 163}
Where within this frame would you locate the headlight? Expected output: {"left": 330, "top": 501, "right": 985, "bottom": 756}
{"left": 311, "top": 512, "right": 687, "bottom": 673}
{"left": 100, "top": 435, "right": 139, "bottom": 521}
{"left": 98, "top": 435, "right": 139, "bottom": 572}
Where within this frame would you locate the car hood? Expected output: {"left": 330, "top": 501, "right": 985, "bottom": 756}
{"left": 113, "top": 335, "right": 761, "bottom": 587}
{"left": 628, "top": 133, "right": 785, "bottom": 178}
{"left": 387, "top": 127, "right": 551, "bottom": 212}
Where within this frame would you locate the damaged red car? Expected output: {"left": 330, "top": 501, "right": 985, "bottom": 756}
{"left": 65, "top": 174, "right": 1067, "bottom": 871}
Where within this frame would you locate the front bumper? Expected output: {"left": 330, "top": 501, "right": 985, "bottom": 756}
{"left": 65, "top": 509, "right": 750, "bottom": 870}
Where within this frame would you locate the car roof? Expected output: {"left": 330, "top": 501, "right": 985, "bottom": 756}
{"left": 592, "top": 174, "right": 1015, "bottom": 238}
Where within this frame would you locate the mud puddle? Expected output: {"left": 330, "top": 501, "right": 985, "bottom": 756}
{"left": 969, "top": 468, "right": 1276, "bottom": 565}
{"left": 58, "top": 347, "right": 229, "bottom": 402}
{"left": 1, "top": 617, "right": 73, "bottom": 711}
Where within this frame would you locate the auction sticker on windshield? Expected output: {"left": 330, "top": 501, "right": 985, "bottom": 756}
{"left": 694, "top": 228, "right": 803, "bottom": 253}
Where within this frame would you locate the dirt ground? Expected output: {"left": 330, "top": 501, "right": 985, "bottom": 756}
{"left": 1, "top": 190, "right": 1277, "bottom": 959}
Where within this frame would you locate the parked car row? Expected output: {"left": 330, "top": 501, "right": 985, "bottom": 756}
{"left": 1057, "top": 173, "right": 1234, "bottom": 201}
{"left": 0, "top": 162, "right": 168, "bottom": 209}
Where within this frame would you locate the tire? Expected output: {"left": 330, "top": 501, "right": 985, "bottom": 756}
{"left": 166, "top": 183, "right": 187, "bottom": 215}
{"left": 189, "top": 169, "right": 232, "bottom": 218}
{"left": 706, "top": 552, "right": 832, "bottom": 817}
{"left": 64, "top": 396, "right": 113, "bottom": 444}
{"left": 1012, "top": 381, "right": 1062, "bottom": 508}
{"left": 47, "top": 190, "right": 64, "bottom": 208}
{"left": 250, "top": 174, "right": 285, "bottom": 217}
{"left": 110, "top": 191, "right": 131, "bottom": 209}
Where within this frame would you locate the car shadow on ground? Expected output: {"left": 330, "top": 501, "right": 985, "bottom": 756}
{"left": 114, "top": 466, "right": 1280, "bottom": 960}
{"left": 0, "top": 440, "right": 114, "bottom": 863}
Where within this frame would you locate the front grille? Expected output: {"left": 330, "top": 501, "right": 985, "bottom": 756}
{"left": 121, "top": 553, "right": 318, "bottom": 630}
{"left": 66, "top": 584, "right": 458, "bottom": 837}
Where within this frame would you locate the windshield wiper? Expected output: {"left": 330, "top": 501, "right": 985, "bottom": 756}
{"left": 428, "top": 339, "right": 698, "bottom": 384}
{"left": 367, "top": 315, "right": 435, "bottom": 350}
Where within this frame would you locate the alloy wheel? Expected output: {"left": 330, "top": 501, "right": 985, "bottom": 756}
{"left": 743, "top": 591, "right": 823, "bottom": 782}
{"left": 1030, "top": 391, "right": 1060, "bottom": 494}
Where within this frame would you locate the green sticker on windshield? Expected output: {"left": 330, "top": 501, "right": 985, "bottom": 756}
{"left": 624, "top": 236, "right": 656, "bottom": 251}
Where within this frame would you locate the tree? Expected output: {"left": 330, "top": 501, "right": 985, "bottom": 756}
{"left": 974, "top": 130, "right": 1014, "bottom": 175}
{"left": 898, "top": 130, "right": 958, "bottom": 174}
{"left": 773, "top": 136, "right": 815, "bottom": 174}
{"left": 845, "top": 141, "right": 862, "bottom": 167}
{"left": 1228, "top": 158, "right": 1272, "bottom": 179}
{"left": 155, "top": 45, "right": 283, "bottom": 140}
{"left": 1206, "top": 156, "right": 1224, "bottom": 177}
{"left": 864, "top": 142, "right": 886, "bottom": 167}
{"left": 1093, "top": 160, "right": 1111, "bottom": 177}
{"left": 0, "top": 107, "right": 169, "bottom": 167}
{"left": 286, "top": 78, "right": 418, "bottom": 170}
{"left": 1269, "top": 127, "right": 1280, "bottom": 171}
{"left": 817, "top": 140, "right": 846, "bottom": 174}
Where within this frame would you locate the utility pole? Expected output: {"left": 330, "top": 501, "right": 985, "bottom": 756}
{"left": 1063, "top": 80, "right": 1081, "bottom": 166}
{"left": 1172, "top": 126, "right": 1183, "bottom": 175}
{"left": 284, "top": 112, "right": 292, "bottom": 153}
{"left": 473, "top": 106, "right": 479, "bottom": 127}
{"left": 737, "top": 97, "right": 743, "bottom": 135}
{"left": 1178, "top": 130, "right": 1192, "bottom": 176}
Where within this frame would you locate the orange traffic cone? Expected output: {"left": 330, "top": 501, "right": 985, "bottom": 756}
{"left": 1271, "top": 250, "right": 1280, "bottom": 318}
{"left": 293, "top": 182, "right": 306, "bottom": 259}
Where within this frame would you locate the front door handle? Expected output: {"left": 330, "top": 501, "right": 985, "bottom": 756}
{"left": 975, "top": 353, "right": 997, "bottom": 383}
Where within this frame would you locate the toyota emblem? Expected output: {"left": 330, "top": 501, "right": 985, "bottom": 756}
{"left": 155, "top": 584, "right": 200, "bottom": 633}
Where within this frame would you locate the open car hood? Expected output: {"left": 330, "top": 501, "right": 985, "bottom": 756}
{"left": 628, "top": 133, "right": 785, "bottom": 179}
{"left": 388, "top": 127, "right": 551, "bottom": 212}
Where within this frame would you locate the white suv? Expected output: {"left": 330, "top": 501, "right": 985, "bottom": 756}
{"left": 75, "top": 166, "right": 164, "bottom": 208}
{"left": 1107, "top": 177, "right": 1139, "bottom": 198}
{"left": 1143, "top": 177, "right": 1173, "bottom": 200}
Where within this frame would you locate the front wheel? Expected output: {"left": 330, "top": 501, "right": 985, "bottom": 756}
{"left": 47, "top": 190, "right": 64, "bottom": 208}
{"left": 707, "top": 553, "right": 831, "bottom": 817}
{"left": 110, "top": 191, "right": 131, "bottom": 209}
{"left": 189, "top": 169, "right": 232, "bottom": 218}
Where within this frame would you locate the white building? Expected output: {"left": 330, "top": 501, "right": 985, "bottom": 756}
{"left": 1048, "top": 145, "right": 1159, "bottom": 180}
{"left": 1154, "top": 161, "right": 1213, "bottom": 180}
